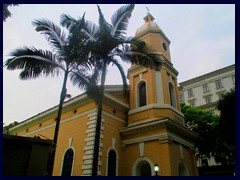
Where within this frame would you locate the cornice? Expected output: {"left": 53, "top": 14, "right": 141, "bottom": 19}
{"left": 10, "top": 93, "right": 92, "bottom": 132}
{"left": 179, "top": 64, "right": 235, "bottom": 87}
{"left": 13, "top": 107, "right": 126, "bottom": 137}
{"left": 120, "top": 118, "right": 197, "bottom": 142}
{"left": 160, "top": 60, "right": 179, "bottom": 76}
{"left": 128, "top": 103, "right": 184, "bottom": 118}
{"left": 127, "top": 58, "right": 179, "bottom": 78}
{"left": 121, "top": 119, "right": 196, "bottom": 149}
{"left": 104, "top": 92, "right": 129, "bottom": 111}
{"left": 127, "top": 65, "right": 148, "bottom": 78}
{"left": 135, "top": 27, "right": 171, "bottom": 44}
{"left": 120, "top": 118, "right": 167, "bottom": 136}
{"left": 10, "top": 91, "right": 129, "bottom": 133}
{"left": 121, "top": 132, "right": 195, "bottom": 149}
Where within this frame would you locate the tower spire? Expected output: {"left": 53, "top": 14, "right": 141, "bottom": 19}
{"left": 143, "top": 9, "right": 155, "bottom": 23}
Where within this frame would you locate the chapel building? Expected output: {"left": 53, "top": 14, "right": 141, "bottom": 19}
{"left": 9, "top": 12, "right": 198, "bottom": 176}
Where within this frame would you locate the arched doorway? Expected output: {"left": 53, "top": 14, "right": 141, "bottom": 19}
{"left": 178, "top": 161, "right": 188, "bottom": 176}
{"left": 107, "top": 149, "right": 117, "bottom": 176}
{"left": 136, "top": 161, "right": 152, "bottom": 176}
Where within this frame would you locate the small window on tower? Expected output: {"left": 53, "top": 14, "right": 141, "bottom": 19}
{"left": 139, "top": 81, "right": 147, "bottom": 107}
{"left": 162, "top": 42, "right": 168, "bottom": 51}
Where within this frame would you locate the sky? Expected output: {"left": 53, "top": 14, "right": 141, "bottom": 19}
{"left": 3, "top": 4, "right": 235, "bottom": 126}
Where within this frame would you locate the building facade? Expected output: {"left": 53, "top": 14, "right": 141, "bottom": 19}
{"left": 178, "top": 64, "right": 235, "bottom": 115}
{"left": 9, "top": 13, "right": 198, "bottom": 176}
{"left": 178, "top": 64, "right": 235, "bottom": 167}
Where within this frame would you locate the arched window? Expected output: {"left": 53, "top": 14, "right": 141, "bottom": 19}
{"left": 139, "top": 81, "right": 147, "bottom": 107}
{"left": 61, "top": 148, "right": 74, "bottom": 176}
{"left": 107, "top": 149, "right": 117, "bottom": 176}
{"left": 169, "top": 83, "right": 176, "bottom": 108}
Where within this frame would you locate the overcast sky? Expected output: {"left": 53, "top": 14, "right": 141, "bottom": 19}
{"left": 3, "top": 4, "right": 235, "bottom": 125}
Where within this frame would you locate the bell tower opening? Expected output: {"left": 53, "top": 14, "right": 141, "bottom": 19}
{"left": 138, "top": 81, "right": 147, "bottom": 107}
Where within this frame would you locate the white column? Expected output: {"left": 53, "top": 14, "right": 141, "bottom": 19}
{"left": 155, "top": 71, "right": 164, "bottom": 104}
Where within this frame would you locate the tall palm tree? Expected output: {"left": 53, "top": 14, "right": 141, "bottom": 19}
{"left": 4, "top": 17, "right": 92, "bottom": 175}
{"left": 61, "top": 4, "right": 160, "bottom": 176}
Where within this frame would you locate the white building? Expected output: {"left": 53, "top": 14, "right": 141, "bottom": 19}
{"left": 178, "top": 64, "right": 235, "bottom": 167}
{"left": 178, "top": 64, "right": 235, "bottom": 115}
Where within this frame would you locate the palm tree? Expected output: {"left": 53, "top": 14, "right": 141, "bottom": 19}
{"left": 61, "top": 4, "right": 160, "bottom": 176}
{"left": 3, "top": 4, "right": 18, "bottom": 22}
{"left": 4, "top": 17, "right": 92, "bottom": 175}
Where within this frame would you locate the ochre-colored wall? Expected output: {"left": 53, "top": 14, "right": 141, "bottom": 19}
{"left": 53, "top": 114, "right": 88, "bottom": 175}
{"left": 100, "top": 102, "right": 127, "bottom": 176}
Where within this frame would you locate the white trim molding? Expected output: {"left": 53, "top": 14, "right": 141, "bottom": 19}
{"left": 177, "top": 159, "right": 189, "bottom": 176}
{"left": 60, "top": 145, "right": 76, "bottom": 176}
{"left": 105, "top": 138, "right": 119, "bottom": 176}
{"left": 132, "top": 156, "right": 155, "bottom": 176}
{"left": 82, "top": 111, "right": 104, "bottom": 176}
{"left": 155, "top": 70, "right": 164, "bottom": 104}
{"left": 135, "top": 79, "right": 148, "bottom": 108}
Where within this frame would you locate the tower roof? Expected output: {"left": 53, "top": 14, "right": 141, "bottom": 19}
{"left": 135, "top": 12, "right": 170, "bottom": 43}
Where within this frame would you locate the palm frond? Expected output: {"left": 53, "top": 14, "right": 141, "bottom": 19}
{"left": 111, "top": 4, "right": 135, "bottom": 39}
{"left": 69, "top": 64, "right": 102, "bottom": 103}
{"left": 89, "top": 63, "right": 102, "bottom": 86}
{"left": 118, "top": 44, "right": 160, "bottom": 70}
{"left": 60, "top": 14, "right": 79, "bottom": 30}
{"left": 32, "top": 19, "right": 66, "bottom": 52}
{"left": 83, "top": 19, "right": 99, "bottom": 41}
{"left": 4, "top": 46, "right": 63, "bottom": 80}
{"left": 97, "top": 5, "right": 112, "bottom": 36}
{"left": 111, "top": 58, "right": 128, "bottom": 97}
{"left": 69, "top": 70, "right": 90, "bottom": 90}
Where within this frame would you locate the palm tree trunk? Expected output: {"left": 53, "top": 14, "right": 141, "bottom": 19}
{"left": 47, "top": 71, "right": 68, "bottom": 176}
{"left": 92, "top": 62, "right": 107, "bottom": 176}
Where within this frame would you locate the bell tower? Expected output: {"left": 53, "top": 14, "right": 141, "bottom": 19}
{"left": 120, "top": 12, "right": 198, "bottom": 176}
{"left": 128, "top": 12, "right": 183, "bottom": 125}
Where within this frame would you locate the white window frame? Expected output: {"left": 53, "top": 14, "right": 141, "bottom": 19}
{"left": 215, "top": 79, "right": 223, "bottom": 89}
{"left": 202, "top": 84, "right": 210, "bottom": 93}
{"left": 205, "top": 96, "right": 212, "bottom": 104}
{"left": 187, "top": 88, "right": 194, "bottom": 98}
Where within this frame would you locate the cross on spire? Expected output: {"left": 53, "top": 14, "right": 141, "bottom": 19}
{"left": 146, "top": 6, "right": 150, "bottom": 13}
{"left": 143, "top": 8, "right": 154, "bottom": 23}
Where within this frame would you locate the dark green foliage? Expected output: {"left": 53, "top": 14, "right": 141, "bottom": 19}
{"left": 181, "top": 89, "right": 235, "bottom": 165}
{"left": 3, "top": 4, "right": 18, "bottom": 22}
{"left": 3, "top": 121, "right": 19, "bottom": 134}
{"left": 180, "top": 103, "right": 219, "bottom": 157}
{"left": 217, "top": 89, "right": 235, "bottom": 145}
{"left": 213, "top": 89, "right": 235, "bottom": 165}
